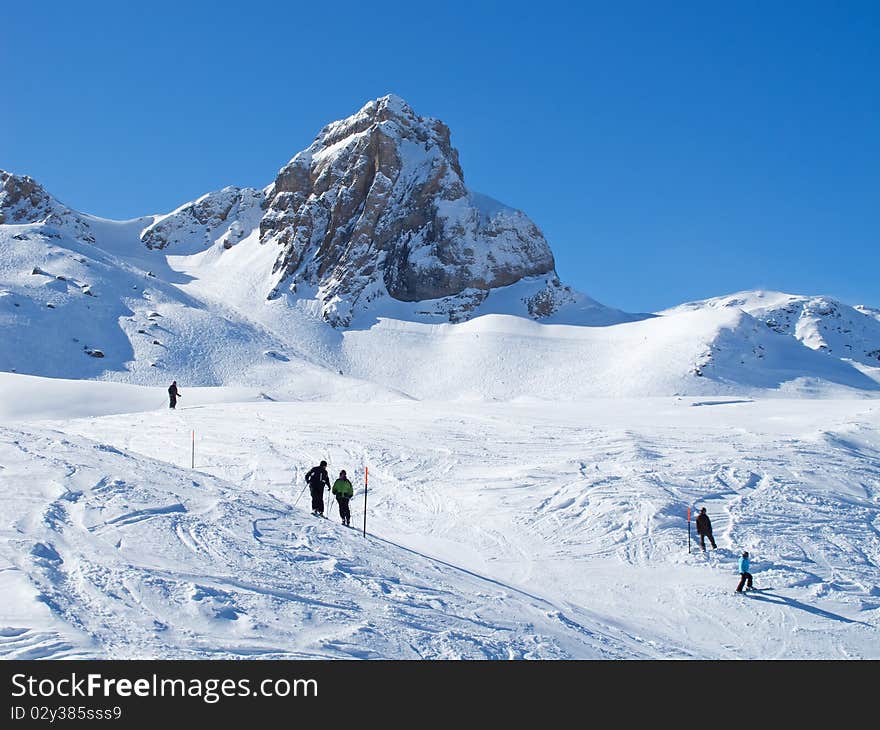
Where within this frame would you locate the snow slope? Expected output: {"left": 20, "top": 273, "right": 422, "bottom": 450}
{"left": 672, "top": 290, "right": 880, "bottom": 372}
{"left": 339, "top": 308, "right": 880, "bottom": 399}
{"left": 0, "top": 222, "right": 403, "bottom": 401}
{"left": 0, "top": 417, "right": 658, "bottom": 659}
{"left": 2, "top": 386, "right": 878, "bottom": 659}
{"left": 3, "top": 216, "right": 877, "bottom": 399}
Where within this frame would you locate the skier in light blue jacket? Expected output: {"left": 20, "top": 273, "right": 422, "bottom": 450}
{"left": 735, "top": 551, "right": 753, "bottom": 592}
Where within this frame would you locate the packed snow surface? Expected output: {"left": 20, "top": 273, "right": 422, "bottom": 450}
{"left": 1, "top": 381, "right": 878, "bottom": 659}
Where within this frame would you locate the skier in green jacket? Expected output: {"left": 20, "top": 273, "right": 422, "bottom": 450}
{"left": 332, "top": 470, "right": 354, "bottom": 527}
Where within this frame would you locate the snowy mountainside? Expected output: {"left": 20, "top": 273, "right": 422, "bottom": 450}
{"left": 1, "top": 213, "right": 878, "bottom": 397}
{"left": 856, "top": 304, "right": 880, "bottom": 323}
{"left": 0, "top": 170, "right": 95, "bottom": 243}
{"left": 338, "top": 307, "right": 880, "bottom": 399}
{"left": 0, "top": 220, "right": 398, "bottom": 401}
{"left": 145, "top": 226, "right": 880, "bottom": 398}
{"left": 671, "top": 290, "right": 880, "bottom": 377}
{"left": 2, "top": 96, "right": 880, "bottom": 398}
{"left": 141, "top": 186, "right": 265, "bottom": 255}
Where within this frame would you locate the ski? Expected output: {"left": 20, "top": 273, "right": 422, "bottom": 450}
{"left": 735, "top": 587, "right": 767, "bottom": 595}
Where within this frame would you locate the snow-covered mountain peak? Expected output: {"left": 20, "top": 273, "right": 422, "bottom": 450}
{"left": 270, "top": 93, "right": 463, "bottom": 207}
{"left": 369, "top": 92, "right": 415, "bottom": 115}
{"left": 314, "top": 94, "right": 454, "bottom": 160}
{"left": 856, "top": 304, "right": 880, "bottom": 323}
{"left": 259, "top": 95, "right": 602, "bottom": 326}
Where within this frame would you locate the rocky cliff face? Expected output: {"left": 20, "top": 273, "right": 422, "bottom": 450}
{"left": 0, "top": 171, "right": 94, "bottom": 242}
{"left": 259, "top": 95, "right": 570, "bottom": 325}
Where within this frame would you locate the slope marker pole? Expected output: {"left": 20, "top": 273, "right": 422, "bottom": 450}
{"left": 191, "top": 430, "right": 195, "bottom": 469}
{"left": 363, "top": 466, "right": 368, "bottom": 538}
{"left": 687, "top": 506, "right": 691, "bottom": 554}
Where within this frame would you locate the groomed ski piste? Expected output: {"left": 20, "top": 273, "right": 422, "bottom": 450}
{"left": 1, "top": 376, "right": 878, "bottom": 659}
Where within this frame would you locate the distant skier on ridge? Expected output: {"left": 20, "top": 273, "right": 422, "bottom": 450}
{"left": 332, "top": 470, "right": 354, "bottom": 527}
{"left": 305, "top": 460, "right": 331, "bottom": 517}
{"left": 168, "top": 380, "right": 181, "bottom": 409}
{"left": 695, "top": 507, "right": 717, "bottom": 551}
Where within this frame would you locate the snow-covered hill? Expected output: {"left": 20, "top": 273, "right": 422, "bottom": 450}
{"left": 672, "top": 290, "right": 880, "bottom": 374}
{"left": 3, "top": 207, "right": 876, "bottom": 398}
{"left": 337, "top": 306, "right": 880, "bottom": 399}
{"left": 0, "top": 170, "right": 95, "bottom": 243}
{"left": 141, "top": 186, "right": 264, "bottom": 256}
{"left": 1, "top": 198, "right": 877, "bottom": 397}
{"left": 0, "top": 220, "right": 392, "bottom": 400}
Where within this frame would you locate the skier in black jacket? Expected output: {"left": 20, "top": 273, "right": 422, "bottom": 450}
{"left": 695, "top": 507, "right": 717, "bottom": 550}
{"left": 168, "top": 381, "right": 181, "bottom": 409}
{"left": 305, "top": 461, "right": 330, "bottom": 517}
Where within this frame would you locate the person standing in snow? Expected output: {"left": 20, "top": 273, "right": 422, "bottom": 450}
{"left": 332, "top": 470, "right": 354, "bottom": 526}
{"left": 305, "top": 460, "right": 330, "bottom": 517}
{"left": 735, "top": 551, "right": 754, "bottom": 592}
{"left": 695, "top": 507, "right": 717, "bottom": 550}
{"left": 168, "top": 380, "right": 181, "bottom": 409}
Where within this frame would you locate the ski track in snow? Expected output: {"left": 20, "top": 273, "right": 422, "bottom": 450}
{"left": 0, "top": 420, "right": 653, "bottom": 659}
{"left": 1, "top": 397, "right": 876, "bottom": 659}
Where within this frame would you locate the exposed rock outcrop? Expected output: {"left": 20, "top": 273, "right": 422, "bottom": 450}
{"left": 0, "top": 171, "right": 94, "bottom": 242}
{"left": 260, "top": 95, "right": 563, "bottom": 325}
{"left": 140, "top": 186, "right": 265, "bottom": 252}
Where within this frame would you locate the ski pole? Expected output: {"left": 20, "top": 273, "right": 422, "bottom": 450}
{"left": 293, "top": 474, "right": 308, "bottom": 509}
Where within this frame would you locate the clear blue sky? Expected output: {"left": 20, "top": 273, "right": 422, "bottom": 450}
{"left": 3, "top": 1, "right": 878, "bottom": 312}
